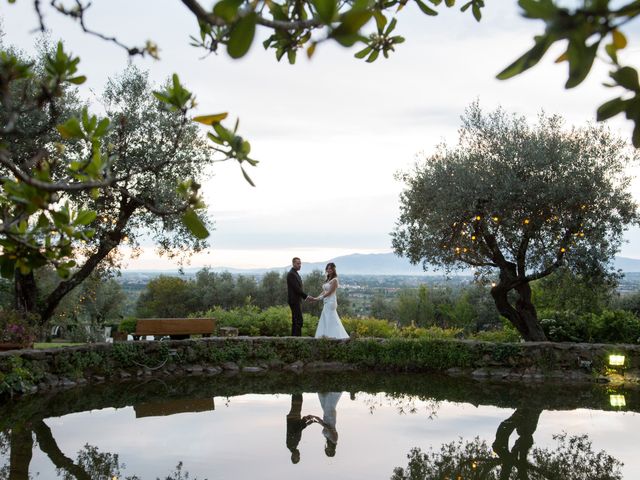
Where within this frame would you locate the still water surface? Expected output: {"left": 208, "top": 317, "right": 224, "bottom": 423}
{"left": 0, "top": 372, "right": 638, "bottom": 479}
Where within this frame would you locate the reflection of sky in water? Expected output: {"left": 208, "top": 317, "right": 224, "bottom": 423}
{"left": 20, "top": 394, "right": 640, "bottom": 479}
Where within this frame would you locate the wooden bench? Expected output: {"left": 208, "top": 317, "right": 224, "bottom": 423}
{"left": 134, "top": 318, "right": 216, "bottom": 340}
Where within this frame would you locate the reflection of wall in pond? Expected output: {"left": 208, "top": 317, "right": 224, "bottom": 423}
{"left": 134, "top": 398, "right": 215, "bottom": 418}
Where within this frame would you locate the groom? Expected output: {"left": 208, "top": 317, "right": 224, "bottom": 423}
{"left": 287, "top": 257, "right": 309, "bottom": 336}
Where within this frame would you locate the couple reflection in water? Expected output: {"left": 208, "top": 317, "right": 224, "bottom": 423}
{"left": 286, "top": 392, "right": 342, "bottom": 463}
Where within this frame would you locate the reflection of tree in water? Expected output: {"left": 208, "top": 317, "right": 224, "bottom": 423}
{"left": 391, "top": 408, "right": 623, "bottom": 480}
{"left": 0, "top": 426, "right": 205, "bottom": 480}
{"left": 361, "top": 393, "right": 441, "bottom": 420}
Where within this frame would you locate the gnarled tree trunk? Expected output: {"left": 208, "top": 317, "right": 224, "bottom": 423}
{"left": 491, "top": 269, "right": 547, "bottom": 342}
{"left": 14, "top": 270, "right": 37, "bottom": 317}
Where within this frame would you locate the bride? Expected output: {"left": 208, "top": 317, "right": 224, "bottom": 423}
{"left": 310, "top": 263, "right": 349, "bottom": 339}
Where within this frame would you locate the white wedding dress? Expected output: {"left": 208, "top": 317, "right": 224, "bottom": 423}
{"left": 318, "top": 392, "right": 341, "bottom": 445}
{"left": 314, "top": 280, "right": 349, "bottom": 339}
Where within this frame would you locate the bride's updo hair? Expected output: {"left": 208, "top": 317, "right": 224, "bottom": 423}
{"left": 325, "top": 262, "right": 337, "bottom": 281}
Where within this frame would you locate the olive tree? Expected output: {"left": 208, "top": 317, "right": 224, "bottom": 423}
{"left": 391, "top": 411, "right": 623, "bottom": 480}
{"left": 1, "top": 41, "right": 255, "bottom": 324}
{"left": 392, "top": 103, "right": 639, "bottom": 341}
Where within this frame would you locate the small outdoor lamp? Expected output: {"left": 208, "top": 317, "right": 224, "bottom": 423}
{"left": 609, "top": 354, "right": 625, "bottom": 367}
{"left": 609, "top": 394, "right": 626, "bottom": 408}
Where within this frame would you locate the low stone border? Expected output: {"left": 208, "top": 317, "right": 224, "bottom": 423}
{"left": 1, "top": 336, "right": 639, "bottom": 398}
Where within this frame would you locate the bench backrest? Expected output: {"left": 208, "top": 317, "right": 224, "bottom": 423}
{"left": 135, "top": 318, "right": 216, "bottom": 336}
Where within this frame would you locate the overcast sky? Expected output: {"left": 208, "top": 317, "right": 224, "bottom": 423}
{"left": 3, "top": 1, "right": 640, "bottom": 270}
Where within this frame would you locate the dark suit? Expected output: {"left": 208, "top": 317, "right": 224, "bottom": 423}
{"left": 286, "top": 393, "right": 311, "bottom": 463}
{"left": 287, "top": 268, "right": 307, "bottom": 336}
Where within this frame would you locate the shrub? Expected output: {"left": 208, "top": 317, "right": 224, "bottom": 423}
{"left": 200, "top": 305, "right": 318, "bottom": 336}
{"left": 0, "top": 309, "right": 39, "bottom": 345}
{"left": 118, "top": 317, "right": 137, "bottom": 334}
{"left": 591, "top": 310, "right": 640, "bottom": 344}
{"left": 471, "top": 326, "right": 521, "bottom": 343}
{"left": 342, "top": 316, "right": 398, "bottom": 338}
{"left": 540, "top": 309, "right": 640, "bottom": 344}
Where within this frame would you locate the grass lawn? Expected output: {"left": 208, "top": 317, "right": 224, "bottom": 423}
{"left": 34, "top": 342, "right": 84, "bottom": 349}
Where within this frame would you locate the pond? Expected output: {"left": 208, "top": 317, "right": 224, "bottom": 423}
{"left": 0, "top": 372, "right": 638, "bottom": 479}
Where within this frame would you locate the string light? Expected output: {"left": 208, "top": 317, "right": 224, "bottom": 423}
{"left": 475, "top": 215, "right": 481, "bottom": 221}
{"left": 560, "top": 247, "right": 566, "bottom": 253}
{"left": 492, "top": 216, "right": 499, "bottom": 222}
{"left": 523, "top": 219, "right": 530, "bottom": 225}
{"left": 471, "top": 235, "right": 477, "bottom": 241}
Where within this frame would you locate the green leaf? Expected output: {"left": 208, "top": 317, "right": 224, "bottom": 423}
{"left": 183, "top": 209, "right": 210, "bottom": 239}
{"left": 82, "top": 108, "right": 89, "bottom": 131}
{"left": 565, "top": 40, "right": 598, "bottom": 89}
{"left": 415, "top": 0, "right": 438, "bottom": 16}
{"left": 518, "top": 0, "right": 556, "bottom": 20}
{"left": 75, "top": 210, "right": 97, "bottom": 226}
{"left": 313, "top": 0, "right": 338, "bottom": 23}
{"left": 153, "top": 91, "right": 172, "bottom": 104}
{"left": 56, "top": 266, "right": 71, "bottom": 279}
{"left": 240, "top": 166, "right": 256, "bottom": 187}
{"left": 373, "top": 11, "right": 387, "bottom": 32}
{"left": 354, "top": 46, "right": 373, "bottom": 59}
{"left": 57, "top": 117, "right": 84, "bottom": 139}
{"left": 611, "top": 66, "right": 640, "bottom": 92}
{"left": 384, "top": 17, "right": 397, "bottom": 35}
{"left": 37, "top": 213, "right": 49, "bottom": 229}
{"left": 207, "top": 132, "right": 225, "bottom": 146}
{"left": 335, "top": 8, "right": 372, "bottom": 35}
{"left": 213, "top": 123, "right": 232, "bottom": 142}
{"left": 605, "top": 43, "right": 618, "bottom": 64}
{"left": 471, "top": 3, "right": 482, "bottom": 21}
{"left": 366, "top": 49, "right": 380, "bottom": 63}
{"left": 67, "top": 75, "right": 87, "bottom": 85}
{"left": 227, "top": 13, "right": 257, "bottom": 59}
{"left": 213, "top": 0, "right": 243, "bottom": 22}
{"left": 497, "top": 35, "right": 554, "bottom": 80}
{"left": 193, "top": 113, "right": 229, "bottom": 125}
{"left": 94, "top": 118, "right": 110, "bottom": 137}
{"left": 596, "top": 97, "right": 628, "bottom": 122}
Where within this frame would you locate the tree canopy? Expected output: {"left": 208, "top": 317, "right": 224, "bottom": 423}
{"left": 392, "top": 103, "right": 639, "bottom": 340}
{"left": 0, "top": 41, "right": 256, "bottom": 323}
{"left": 392, "top": 409, "right": 623, "bottom": 480}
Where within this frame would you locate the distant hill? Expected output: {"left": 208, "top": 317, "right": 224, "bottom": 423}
{"left": 121, "top": 253, "right": 640, "bottom": 278}
{"left": 614, "top": 256, "right": 640, "bottom": 272}
{"left": 303, "top": 253, "right": 640, "bottom": 275}
{"left": 299, "top": 253, "right": 451, "bottom": 275}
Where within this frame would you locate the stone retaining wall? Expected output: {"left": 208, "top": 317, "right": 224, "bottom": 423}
{"left": 1, "top": 337, "right": 639, "bottom": 398}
